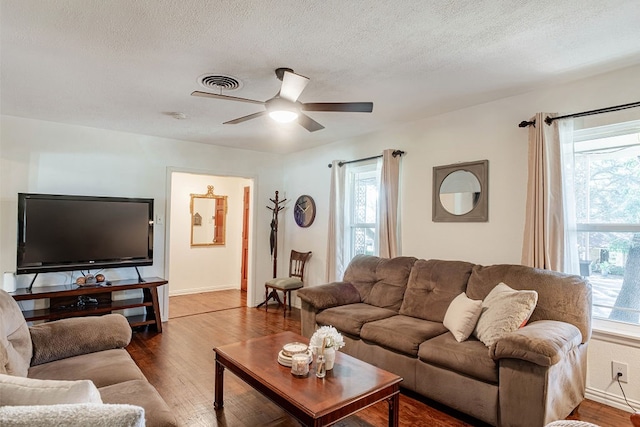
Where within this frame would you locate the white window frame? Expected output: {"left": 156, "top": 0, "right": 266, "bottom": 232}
{"left": 344, "top": 160, "right": 380, "bottom": 264}
{"left": 571, "top": 119, "right": 640, "bottom": 338}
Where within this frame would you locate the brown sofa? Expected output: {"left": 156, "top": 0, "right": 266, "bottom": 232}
{"left": 0, "top": 289, "right": 176, "bottom": 426}
{"left": 297, "top": 255, "right": 592, "bottom": 427}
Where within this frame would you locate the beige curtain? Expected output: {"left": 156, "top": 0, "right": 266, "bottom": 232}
{"left": 522, "top": 113, "right": 575, "bottom": 271}
{"left": 378, "top": 149, "right": 401, "bottom": 258}
{"left": 326, "top": 160, "right": 346, "bottom": 282}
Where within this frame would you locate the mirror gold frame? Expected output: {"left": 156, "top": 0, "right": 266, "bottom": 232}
{"left": 432, "top": 160, "right": 488, "bottom": 222}
{"left": 190, "top": 185, "right": 228, "bottom": 246}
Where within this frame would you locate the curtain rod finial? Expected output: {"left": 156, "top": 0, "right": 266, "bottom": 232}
{"left": 519, "top": 120, "right": 535, "bottom": 128}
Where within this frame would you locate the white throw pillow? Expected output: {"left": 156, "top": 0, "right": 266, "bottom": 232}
{"left": 473, "top": 282, "right": 538, "bottom": 347}
{"left": 443, "top": 292, "right": 483, "bottom": 342}
{"left": 0, "top": 373, "right": 102, "bottom": 406}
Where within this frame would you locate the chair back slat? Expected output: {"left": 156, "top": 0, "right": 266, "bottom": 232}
{"left": 289, "top": 250, "right": 312, "bottom": 281}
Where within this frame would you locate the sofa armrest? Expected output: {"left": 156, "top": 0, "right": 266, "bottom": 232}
{"left": 297, "top": 282, "right": 361, "bottom": 310}
{"left": 29, "top": 314, "right": 132, "bottom": 366}
{"left": 489, "top": 320, "right": 582, "bottom": 367}
{"left": 0, "top": 403, "right": 144, "bottom": 427}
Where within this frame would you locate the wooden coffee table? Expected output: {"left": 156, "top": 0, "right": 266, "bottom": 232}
{"left": 213, "top": 331, "right": 402, "bottom": 427}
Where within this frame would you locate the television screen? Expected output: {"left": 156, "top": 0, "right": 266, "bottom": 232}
{"left": 17, "top": 193, "right": 154, "bottom": 274}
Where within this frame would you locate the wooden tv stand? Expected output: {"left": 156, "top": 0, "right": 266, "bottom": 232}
{"left": 10, "top": 277, "right": 167, "bottom": 332}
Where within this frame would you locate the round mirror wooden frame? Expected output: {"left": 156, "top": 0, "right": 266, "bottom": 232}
{"left": 432, "top": 160, "right": 488, "bottom": 222}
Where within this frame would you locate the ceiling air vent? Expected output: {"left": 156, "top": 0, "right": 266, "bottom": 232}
{"left": 197, "top": 74, "right": 242, "bottom": 91}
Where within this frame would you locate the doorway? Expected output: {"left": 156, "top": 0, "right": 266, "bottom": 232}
{"left": 166, "top": 171, "right": 253, "bottom": 317}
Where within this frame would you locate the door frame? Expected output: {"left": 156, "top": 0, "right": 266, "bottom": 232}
{"left": 241, "top": 186, "right": 250, "bottom": 292}
{"left": 163, "top": 167, "right": 257, "bottom": 318}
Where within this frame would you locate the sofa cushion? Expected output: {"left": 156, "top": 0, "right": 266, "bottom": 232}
{"left": 0, "top": 289, "right": 33, "bottom": 377}
{"left": 360, "top": 315, "right": 447, "bottom": 356}
{"left": 28, "top": 348, "right": 145, "bottom": 388}
{"left": 466, "top": 264, "right": 592, "bottom": 343}
{"left": 418, "top": 332, "right": 498, "bottom": 384}
{"left": 344, "top": 255, "right": 417, "bottom": 311}
{"left": 473, "top": 283, "right": 538, "bottom": 347}
{"left": 0, "top": 373, "right": 102, "bottom": 405}
{"left": 297, "top": 282, "right": 361, "bottom": 310}
{"left": 29, "top": 314, "right": 132, "bottom": 366}
{"left": 443, "top": 292, "right": 482, "bottom": 342}
{"left": 315, "top": 303, "right": 397, "bottom": 336}
{"left": 100, "top": 379, "right": 176, "bottom": 427}
{"left": 399, "top": 259, "right": 474, "bottom": 322}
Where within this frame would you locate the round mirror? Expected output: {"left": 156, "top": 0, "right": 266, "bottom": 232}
{"left": 439, "top": 170, "right": 481, "bottom": 215}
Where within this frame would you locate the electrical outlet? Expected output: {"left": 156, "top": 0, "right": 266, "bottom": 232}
{"left": 612, "top": 361, "right": 628, "bottom": 383}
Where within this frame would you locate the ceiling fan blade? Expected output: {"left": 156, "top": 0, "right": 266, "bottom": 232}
{"left": 279, "top": 71, "right": 309, "bottom": 102}
{"left": 298, "top": 113, "right": 325, "bottom": 132}
{"left": 191, "top": 91, "right": 265, "bottom": 105}
{"left": 302, "top": 102, "right": 373, "bottom": 113}
{"left": 223, "top": 111, "right": 267, "bottom": 124}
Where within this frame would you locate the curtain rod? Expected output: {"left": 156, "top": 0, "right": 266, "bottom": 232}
{"left": 327, "top": 150, "right": 405, "bottom": 168}
{"left": 518, "top": 101, "right": 640, "bottom": 128}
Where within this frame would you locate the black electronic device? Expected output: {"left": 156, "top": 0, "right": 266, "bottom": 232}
{"left": 17, "top": 193, "right": 154, "bottom": 275}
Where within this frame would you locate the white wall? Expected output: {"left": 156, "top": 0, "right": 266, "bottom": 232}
{"left": 169, "top": 172, "right": 251, "bottom": 295}
{"left": 280, "top": 64, "right": 640, "bottom": 411}
{"left": 0, "top": 116, "right": 284, "bottom": 315}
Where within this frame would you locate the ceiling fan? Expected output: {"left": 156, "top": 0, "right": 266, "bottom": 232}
{"left": 191, "top": 68, "right": 373, "bottom": 132}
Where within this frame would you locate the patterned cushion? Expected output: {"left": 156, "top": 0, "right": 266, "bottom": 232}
{"left": 473, "top": 283, "right": 538, "bottom": 347}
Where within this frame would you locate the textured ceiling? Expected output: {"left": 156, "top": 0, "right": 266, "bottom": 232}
{"left": 2, "top": 1, "right": 639, "bottom": 154}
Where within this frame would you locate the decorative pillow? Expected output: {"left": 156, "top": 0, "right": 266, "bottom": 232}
{"left": 473, "top": 283, "right": 538, "bottom": 347}
{"left": 443, "top": 292, "right": 483, "bottom": 342}
{"left": 0, "top": 373, "right": 102, "bottom": 406}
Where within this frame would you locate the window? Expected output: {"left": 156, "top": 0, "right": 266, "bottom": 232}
{"left": 571, "top": 120, "right": 640, "bottom": 326}
{"left": 344, "top": 161, "right": 380, "bottom": 263}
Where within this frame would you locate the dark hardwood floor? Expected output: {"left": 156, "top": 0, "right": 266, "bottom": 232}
{"left": 127, "top": 291, "right": 632, "bottom": 427}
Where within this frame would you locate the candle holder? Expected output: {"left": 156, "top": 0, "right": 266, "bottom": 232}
{"left": 291, "top": 353, "right": 309, "bottom": 377}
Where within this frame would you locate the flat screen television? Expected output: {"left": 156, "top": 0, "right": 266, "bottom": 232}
{"left": 17, "top": 193, "right": 154, "bottom": 275}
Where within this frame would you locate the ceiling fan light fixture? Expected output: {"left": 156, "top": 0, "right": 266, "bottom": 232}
{"left": 266, "top": 98, "right": 299, "bottom": 123}
{"left": 269, "top": 110, "right": 298, "bottom": 123}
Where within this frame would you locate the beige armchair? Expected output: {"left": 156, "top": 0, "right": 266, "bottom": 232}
{"left": 0, "top": 289, "right": 176, "bottom": 426}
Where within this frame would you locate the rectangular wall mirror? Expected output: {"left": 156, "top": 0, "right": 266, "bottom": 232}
{"left": 433, "top": 160, "right": 488, "bottom": 222}
{"left": 190, "top": 185, "right": 227, "bottom": 246}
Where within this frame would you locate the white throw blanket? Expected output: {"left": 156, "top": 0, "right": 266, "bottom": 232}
{"left": 0, "top": 403, "right": 145, "bottom": 427}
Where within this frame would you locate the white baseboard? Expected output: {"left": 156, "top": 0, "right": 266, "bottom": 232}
{"left": 585, "top": 386, "right": 638, "bottom": 413}
{"left": 169, "top": 284, "right": 238, "bottom": 296}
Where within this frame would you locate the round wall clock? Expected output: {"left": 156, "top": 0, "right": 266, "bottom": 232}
{"left": 294, "top": 195, "right": 316, "bottom": 228}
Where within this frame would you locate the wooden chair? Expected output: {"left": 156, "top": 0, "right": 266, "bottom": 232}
{"left": 264, "top": 250, "right": 312, "bottom": 317}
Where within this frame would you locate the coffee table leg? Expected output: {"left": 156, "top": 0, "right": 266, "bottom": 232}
{"left": 388, "top": 393, "right": 399, "bottom": 427}
{"left": 214, "top": 359, "right": 225, "bottom": 409}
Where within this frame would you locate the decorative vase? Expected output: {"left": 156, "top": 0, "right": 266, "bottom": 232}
{"left": 324, "top": 347, "right": 336, "bottom": 370}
